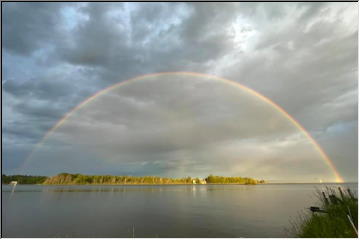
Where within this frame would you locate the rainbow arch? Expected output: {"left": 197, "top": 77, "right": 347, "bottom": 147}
{"left": 24, "top": 72, "right": 344, "bottom": 182}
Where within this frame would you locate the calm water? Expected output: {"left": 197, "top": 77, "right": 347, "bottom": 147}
{"left": 2, "top": 183, "right": 357, "bottom": 237}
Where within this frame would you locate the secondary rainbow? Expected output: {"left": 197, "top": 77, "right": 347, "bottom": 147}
{"left": 24, "top": 72, "right": 344, "bottom": 182}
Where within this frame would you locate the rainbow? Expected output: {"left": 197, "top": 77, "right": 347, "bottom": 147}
{"left": 24, "top": 72, "right": 344, "bottom": 182}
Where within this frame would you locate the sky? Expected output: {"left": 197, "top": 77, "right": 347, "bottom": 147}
{"left": 2, "top": 2, "right": 358, "bottom": 182}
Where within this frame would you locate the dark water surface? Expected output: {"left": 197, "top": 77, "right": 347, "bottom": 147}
{"left": 2, "top": 183, "right": 357, "bottom": 237}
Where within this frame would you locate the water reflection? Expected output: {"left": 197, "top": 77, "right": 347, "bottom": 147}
{"left": 2, "top": 183, "right": 357, "bottom": 237}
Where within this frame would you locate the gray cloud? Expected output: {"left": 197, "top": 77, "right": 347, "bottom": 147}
{"left": 2, "top": 2, "right": 357, "bottom": 181}
{"left": 3, "top": 2, "right": 66, "bottom": 55}
{"left": 23, "top": 75, "right": 338, "bottom": 182}
{"left": 4, "top": 77, "right": 72, "bottom": 101}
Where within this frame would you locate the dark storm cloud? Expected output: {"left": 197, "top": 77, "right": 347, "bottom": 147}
{"left": 218, "top": 3, "right": 357, "bottom": 128}
{"left": 56, "top": 2, "right": 244, "bottom": 82}
{"left": 2, "top": 2, "right": 357, "bottom": 181}
{"left": 4, "top": 77, "right": 73, "bottom": 101}
{"left": 59, "top": 3, "right": 129, "bottom": 67}
{"left": 2, "top": 2, "right": 66, "bottom": 55}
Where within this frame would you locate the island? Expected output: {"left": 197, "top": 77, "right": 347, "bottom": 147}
{"left": 2, "top": 173, "right": 265, "bottom": 185}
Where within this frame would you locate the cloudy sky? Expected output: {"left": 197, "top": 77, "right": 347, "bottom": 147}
{"left": 2, "top": 2, "right": 358, "bottom": 182}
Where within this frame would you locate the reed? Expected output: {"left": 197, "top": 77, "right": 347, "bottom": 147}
{"left": 291, "top": 186, "right": 357, "bottom": 238}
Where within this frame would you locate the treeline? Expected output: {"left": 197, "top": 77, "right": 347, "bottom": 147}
{"left": 2, "top": 173, "right": 265, "bottom": 185}
{"left": 44, "top": 173, "right": 264, "bottom": 185}
{"left": 43, "top": 173, "right": 203, "bottom": 185}
{"left": 205, "top": 175, "right": 265, "bottom": 184}
{"left": 2, "top": 174, "right": 48, "bottom": 184}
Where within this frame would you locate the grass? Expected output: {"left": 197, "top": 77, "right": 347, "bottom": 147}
{"left": 291, "top": 186, "right": 357, "bottom": 238}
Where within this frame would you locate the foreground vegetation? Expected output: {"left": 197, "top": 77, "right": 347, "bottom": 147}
{"left": 2, "top": 173, "right": 264, "bottom": 185}
{"left": 2, "top": 174, "right": 48, "bottom": 184}
{"left": 292, "top": 187, "right": 358, "bottom": 238}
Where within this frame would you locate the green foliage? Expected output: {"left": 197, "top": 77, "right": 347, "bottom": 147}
{"left": 43, "top": 173, "right": 202, "bottom": 185}
{"left": 2, "top": 174, "right": 48, "bottom": 184}
{"left": 2, "top": 173, "right": 264, "bottom": 185}
{"left": 293, "top": 187, "right": 358, "bottom": 238}
{"left": 42, "top": 173, "right": 263, "bottom": 185}
{"left": 205, "top": 174, "right": 261, "bottom": 184}
{"left": 2, "top": 173, "right": 263, "bottom": 185}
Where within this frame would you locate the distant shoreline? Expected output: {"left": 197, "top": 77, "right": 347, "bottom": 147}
{"left": 2, "top": 173, "right": 264, "bottom": 185}
{"left": 2, "top": 182, "right": 356, "bottom": 186}
{"left": 3, "top": 173, "right": 355, "bottom": 185}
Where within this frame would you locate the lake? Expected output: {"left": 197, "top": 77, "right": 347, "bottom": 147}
{"left": 2, "top": 183, "right": 357, "bottom": 237}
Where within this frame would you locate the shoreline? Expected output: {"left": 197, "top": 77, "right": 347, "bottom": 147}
{"left": 2, "top": 182, "right": 356, "bottom": 186}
